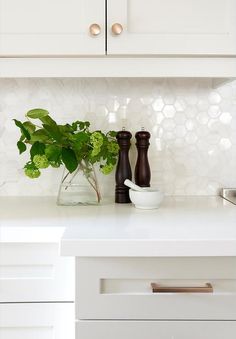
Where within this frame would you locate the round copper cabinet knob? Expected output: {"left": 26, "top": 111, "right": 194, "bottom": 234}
{"left": 111, "top": 23, "right": 123, "bottom": 36}
{"left": 89, "top": 23, "right": 101, "bottom": 36}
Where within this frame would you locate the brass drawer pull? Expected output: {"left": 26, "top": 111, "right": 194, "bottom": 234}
{"left": 151, "top": 282, "right": 213, "bottom": 293}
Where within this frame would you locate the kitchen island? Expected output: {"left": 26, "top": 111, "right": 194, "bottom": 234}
{"left": 60, "top": 196, "right": 236, "bottom": 339}
{"left": 1, "top": 196, "right": 236, "bottom": 339}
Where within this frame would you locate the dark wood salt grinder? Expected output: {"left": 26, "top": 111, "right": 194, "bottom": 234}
{"left": 115, "top": 130, "right": 132, "bottom": 203}
{"left": 135, "top": 130, "right": 151, "bottom": 187}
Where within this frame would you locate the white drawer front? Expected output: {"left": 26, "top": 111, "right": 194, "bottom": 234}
{"left": 76, "top": 257, "right": 236, "bottom": 320}
{"left": 0, "top": 303, "right": 74, "bottom": 339}
{"left": 0, "top": 243, "right": 74, "bottom": 302}
{"left": 77, "top": 320, "right": 236, "bottom": 339}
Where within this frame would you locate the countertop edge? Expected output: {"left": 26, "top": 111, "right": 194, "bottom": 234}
{"left": 60, "top": 239, "right": 236, "bottom": 257}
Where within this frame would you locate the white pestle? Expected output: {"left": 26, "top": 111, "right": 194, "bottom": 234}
{"left": 124, "top": 179, "right": 147, "bottom": 192}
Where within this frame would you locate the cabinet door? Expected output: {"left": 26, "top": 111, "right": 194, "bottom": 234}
{"left": 0, "top": 0, "right": 105, "bottom": 56}
{"left": 0, "top": 303, "right": 74, "bottom": 339}
{"left": 107, "top": 0, "right": 236, "bottom": 55}
{"left": 0, "top": 243, "right": 74, "bottom": 302}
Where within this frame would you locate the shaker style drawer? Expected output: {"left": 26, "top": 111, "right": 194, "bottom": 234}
{"left": 0, "top": 243, "right": 74, "bottom": 302}
{"left": 0, "top": 303, "right": 74, "bottom": 339}
{"left": 76, "top": 257, "right": 236, "bottom": 320}
{"left": 77, "top": 320, "right": 236, "bottom": 339}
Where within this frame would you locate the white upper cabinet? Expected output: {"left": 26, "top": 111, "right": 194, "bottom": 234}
{"left": 107, "top": 0, "right": 236, "bottom": 55}
{"left": 0, "top": 0, "right": 105, "bottom": 56}
{"left": 0, "top": 0, "right": 236, "bottom": 76}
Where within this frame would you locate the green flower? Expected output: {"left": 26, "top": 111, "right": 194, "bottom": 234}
{"left": 33, "top": 154, "right": 49, "bottom": 169}
{"left": 100, "top": 163, "right": 114, "bottom": 175}
{"left": 50, "top": 161, "right": 60, "bottom": 168}
{"left": 24, "top": 168, "right": 41, "bottom": 179}
{"left": 108, "top": 141, "right": 119, "bottom": 155}
{"left": 90, "top": 132, "right": 103, "bottom": 148}
{"left": 91, "top": 146, "right": 101, "bottom": 157}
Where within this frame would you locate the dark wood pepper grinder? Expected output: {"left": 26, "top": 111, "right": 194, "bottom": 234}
{"left": 115, "top": 129, "right": 132, "bottom": 203}
{"left": 135, "top": 128, "right": 151, "bottom": 187}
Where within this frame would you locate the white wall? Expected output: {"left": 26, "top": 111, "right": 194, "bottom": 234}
{"left": 0, "top": 78, "right": 236, "bottom": 197}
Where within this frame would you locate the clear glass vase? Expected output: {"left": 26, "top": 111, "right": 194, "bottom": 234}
{"left": 57, "top": 161, "right": 101, "bottom": 206}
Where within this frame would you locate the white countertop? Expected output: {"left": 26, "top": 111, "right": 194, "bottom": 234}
{"left": 1, "top": 196, "right": 236, "bottom": 257}
{"left": 0, "top": 196, "right": 88, "bottom": 243}
{"left": 61, "top": 196, "right": 236, "bottom": 257}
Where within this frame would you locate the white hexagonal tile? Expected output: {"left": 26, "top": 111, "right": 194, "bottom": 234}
{"left": 185, "top": 119, "right": 196, "bottom": 131}
{"left": 174, "top": 112, "right": 185, "bottom": 125}
{"left": 206, "top": 133, "right": 221, "bottom": 145}
{"left": 219, "top": 138, "right": 232, "bottom": 150}
{"left": 163, "top": 93, "right": 176, "bottom": 105}
{"left": 196, "top": 125, "right": 209, "bottom": 138}
{"left": 208, "top": 92, "right": 221, "bottom": 105}
{"left": 175, "top": 126, "right": 187, "bottom": 138}
{"left": 197, "top": 112, "right": 209, "bottom": 125}
{"left": 162, "top": 118, "right": 176, "bottom": 131}
{"left": 162, "top": 131, "right": 175, "bottom": 140}
{"left": 208, "top": 105, "right": 221, "bottom": 118}
{"left": 185, "top": 132, "right": 198, "bottom": 144}
{"left": 140, "top": 95, "right": 154, "bottom": 105}
{"left": 185, "top": 106, "right": 198, "bottom": 118}
{"left": 152, "top": 97, "right": 164, "bottom": 111}
{"left": 156, "top": 112, "right": 165, "bottom": 124}
{"left": 197, "top": 99, "right": 209, "bottom": 111}
{"left": 220, "top": 112, "right": 232, "bottom": 124}
{"left": 163, "top": 105, "right": 176, "bottom": 118}
{"left": 185, "top": 94, "right": 198, "bottom": 105}
{"left": 1, "top": 78, "right": 236, "bottom": 197}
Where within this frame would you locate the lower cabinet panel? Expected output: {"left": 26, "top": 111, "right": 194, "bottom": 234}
{"left": 0, "top": 243, "right": 74, "bottom": 302}
{"left": 0, "top": 303, "right": 74, "bottom": 339}
{"left": 77, "top": 257, "right": 236, "bottom": 320}
{"left": 77, "top": 320, "right": 236, "bottom": 339}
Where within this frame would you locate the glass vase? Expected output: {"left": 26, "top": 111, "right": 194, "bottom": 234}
{"left": 57, "top": 161, "right": 101, "bottom": 206}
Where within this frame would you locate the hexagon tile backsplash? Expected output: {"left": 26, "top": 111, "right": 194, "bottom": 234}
{"left": 0, "top": 78, "right": 236, "bottom": 197}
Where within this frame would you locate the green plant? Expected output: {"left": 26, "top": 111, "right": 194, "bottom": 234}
{"left": 14, "top": 109, "right": 119, "bottom": 202}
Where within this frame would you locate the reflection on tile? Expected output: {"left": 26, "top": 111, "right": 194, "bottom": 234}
{"left": 0, "top": 78, "right": 236, "bottom": 197}
{"left": 220, "top": 112, "right": 232, "bottom": 124}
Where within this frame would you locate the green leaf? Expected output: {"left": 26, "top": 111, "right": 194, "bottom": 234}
{"left": 58, "top": 124, "right": 74, "bottom": 134}
{"left": 39, "top": 115, "right": 57, "bottom": 126}
{"left": 31, "top": 129, "right": 50, "bottom": 142}
{"left": 17, "top": 141, "right": 27, "bottom": 154}
{"left": 71, "top": 122, "right": 78, "bottom": 131}
{"left": 30, "top": 141, "right": 45, "bottom": 160}
{"left": 13, "top": 119, "right": 31, "bottom": 140}
{"left": 61, "top": 148, "right": 78, "bottom": 173}
{"left": 45, "top": 145, "right": 61, "bottom": 162}
{"left": 20, "top": 134, "right": 25, "bottom": 142}
{"left": 72, "top": 121, "right": 90, "bottom": 132}
{"left": 74, "top": 131, "right": 90, "bottom": 143}
{"left": 43, "top": 124, "right": 62, "bottom": 142}
{"left": 26, "top": 108, "right": 49, "bottom": 119}
{"left": 23, "top": 121, "right": 36, "bottom": 134}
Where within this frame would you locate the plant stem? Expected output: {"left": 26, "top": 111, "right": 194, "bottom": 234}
{"left": 92, "top": 165, "right": 101, "bottom": 202}
{"left": 63, "top": 166, "right": 81, "bottom": 189}
{"left": 62, "top": 161, "right": 101, "bottom": 203}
